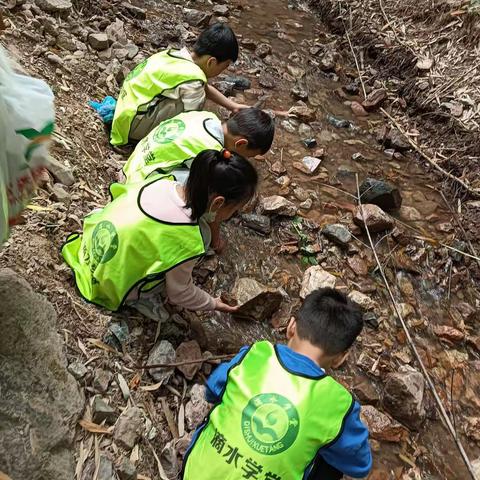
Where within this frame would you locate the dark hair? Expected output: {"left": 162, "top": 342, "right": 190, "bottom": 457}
{"left": 296, "top": 288, "right": 363, "bottom": 355}
{"left": 185, "top": 149, "right": 258, "bottom": 220}
{"left": 227, "top": 108, "right": 275, "bottom": 155}
{"left": 193, "top": 23, "right": 239, "bottom": 63}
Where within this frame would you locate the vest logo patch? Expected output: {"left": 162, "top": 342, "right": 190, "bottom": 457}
{"left": 92, "top": 221, "right": 119, "bottom": 264}
{"left": 125, "top": 59, "right": 148, "bottom": 82}
{"left": 241, "top": 393, "right": 299, "bottom": 456}
{"left": 153, "top": 119, "right": 186, "bottom": 144}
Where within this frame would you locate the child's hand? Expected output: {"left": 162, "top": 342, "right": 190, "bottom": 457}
{"left": 231, "top": 102, "right": 250, "bottom": 113}
{"left": 214, "top": 298, "right": 239, "bottom": 313}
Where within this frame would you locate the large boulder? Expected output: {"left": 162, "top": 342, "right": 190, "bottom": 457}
{"left": 359, "top": 178, "right": 402, "bottom": 211}
{"left": 383, "top": 366, "right": 426, "bottom": 430}
{"left": 0, "top": 269, "right": 84, "bottom": 479}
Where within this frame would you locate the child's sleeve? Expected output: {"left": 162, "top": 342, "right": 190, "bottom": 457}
{"left": 315, "top": 401, "right": 372, "bottom": 478}
{"left": 179, "top": 81, "right": 206, "bottom": 112}
{"left": 205, "top": 346, "right": 250, "bottom": 404}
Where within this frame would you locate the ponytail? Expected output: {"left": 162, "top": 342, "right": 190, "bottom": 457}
{"left": 185, "top": 149, "right": 258, "bottom": 221}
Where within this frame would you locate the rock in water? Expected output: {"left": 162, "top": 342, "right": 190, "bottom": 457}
{"left": 0, "top": 269, "right": 83, "bottom": 480}
{"left": 233, "top": 277, "right": 283, "bottom": 322}
{"left": 35, "top": 0, "right": 71, "bottom": 13}
{"left": 261, "top": 195, "right": 298, "bottom": 217}
{"left": 383, "top": 366, "right": 426, "bottom": 430}
{"left": 175, "top": 340, "right": 202, "bottom": 380}
{"left": 300, "top": 266, "right": 337, "bottom": 299}
{"left": 360, "top": 178, "right": 402, "bottom": 210}
{"left": 185, "top": 384, "right": 210, "bottom": 430}
{"left": 147, "top": 340, "right": 175, "bottom": 383}
{"left": 114, "top": 407, "right": 144, "bottom": 450}
{"left": 322, "top": 224, "right": 352, "bottom": 247}
{"left": 241, "top": 213, "right": 271, "bottom": 235}
{"left": 360, "top": 405, "right": 409, "bottom": 443}
{"left": 353, "top": 204, "right": 394, "bottom": 232}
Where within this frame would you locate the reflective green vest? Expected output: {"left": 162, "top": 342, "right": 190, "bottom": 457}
{"left": 61, "top": 176, "right": 206, "bottom": 311}
{"left": 123, "top": 111, "right": 223, "bottom": 184}
{"left": 110, "top": 49, "right": 207, "bottom": 146}
{"left": 183, "top": 341, "right": 354, "bottom": 480}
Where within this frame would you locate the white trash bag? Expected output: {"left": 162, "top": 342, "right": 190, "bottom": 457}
{"left": 0, "top": 46, "right": 55, "bottom": 243}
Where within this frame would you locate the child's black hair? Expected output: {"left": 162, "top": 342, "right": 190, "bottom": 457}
{"left": 227, "top": 108, "right": 275, "bottom": 155}
{"left": 193, "top": 23, "right": 239, "bottom": 63}
{"left": 185, "top": 149, "right": 258, "bottom": 221}
{"left": 296, "top": 288, "right": 364, "bottom": 356}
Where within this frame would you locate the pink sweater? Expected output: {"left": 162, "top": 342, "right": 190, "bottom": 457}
{"left": 140, "top": 179, "right": 215, "bottom": 311}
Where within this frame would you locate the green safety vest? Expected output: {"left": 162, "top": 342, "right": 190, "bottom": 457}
{"left": 61, "top": 176, "right": 206, "bottom": 311}
{"left": 123, "top": 110, "right": 223, "bottom": 184}
{"left": 183, "top": 341, "right": 354, "bottom": 480}
{"left": 110, "top": 49, "right": 207, "bottom": 146}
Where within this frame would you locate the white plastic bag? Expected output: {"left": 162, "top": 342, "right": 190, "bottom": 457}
{"left": 0, "top": 46, "right": 55, "bottom": 242}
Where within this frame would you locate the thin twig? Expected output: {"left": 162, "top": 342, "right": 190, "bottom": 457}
{"left": 380, "top": 108, "right": 480, "bottom": 197}
{"left": 354, "top": 173, "right": 477, "bottom": 480}
{"left": 344, "top": 12, "right": 367, "bottom": 98}
{"left": 137, "top": 354, "right": 235, "bottom": 371}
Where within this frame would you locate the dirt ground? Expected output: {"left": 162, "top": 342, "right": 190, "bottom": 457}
{"left": 0, "top": 0, "right": 479, "bottom": 479}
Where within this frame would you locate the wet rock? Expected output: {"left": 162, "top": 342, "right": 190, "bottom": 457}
{"left": 122, "top": 2, "right": 146, "bottom": 19}
{"left": 255, "top": 42, "right": 272, "bottom": 58}
{"left": 261, "top": 195, "right": 298, "bottom": 217}
{"left": 351, "top": 101, "right": 368, "bottom": 117}
{"left": 114, "top": 407, "right": 144, "bottom": 450}
{"left": 348, "top": 256, "right": 368, "bottom": 276}
{"left": 270, "top": 160, "right": 287, "bottom": 175}
{"left": 300, "top": 266, "right": 337, "bottom": 299}
{"left": 322, "top": 224, "right": 352, "bottom": 247}
{"left": 52, "top": 183, "right": 70, "bottom": 204}
{"left": 343, "top": 83, "right": 359, "bottom": 95}
{"left": 362, "top": 89, "right": 387, "bottom": 111}
{"left": 326, "top": 114, "right": 350, "bottom": 128}
{"left": 258, "top": 74, "right": 275, "bottom": 89}
{"left": 185, "top": 384, "right": 210, "bottom": 430}
{"left": 213, "top": 4, "right": 229, "bottom": 16}
{"left": 117, "top": 458, "right": 137, "bottom": 480}
{"left": 241, "top": 213, "right": 271, "bottom": 235}
{"left": 35, "top": 0, "right": 71, "bottom": 13}
{"left": 318, "top": 44, "right": 337, "bottom": 71}
{"left": 68, "top": 361, "right": 87, "bottom": 380}
{"left": 147, "top": 340, "right": 175, "bottom": 383}
{"left": 224, "top": 75, "right": 251, "bottom": 90}
{"left": 89, "top": 33, "right": 109, "bottom": 51}
{"left": 388, "top": 130, "right": 410, "bottom": 152}
{"left": 233, "top": 277, "right": 283, "bottom": 322}
{"left": 433, "top": 325, "right": 465, "bottom": 343}
{"left": 383, "top": 366, "right": 426, "bottom": 430}
{"left": 93, "top": 397, "right": 117, "bottom": 425}
{"left": 353, "top": 377, "right": 380, "bottom": 405}
{"left": 46, "top": 156, "right": 74, "bottom": 186}
{"left": 106, "top": 19, "right": 127, "bottom": 45}
{"left": 359, "top": 178, "right": 402, "bottom": 211}
{"left": 93, "top": 369, "right": 112, "bottom": 393}
{"left": 0, "top": 269, "right": 83, "bottom": 480}
{"left": 175, "top": 340, "right": 202, "bottom": 380}
{"left": 291, "top": 84, "right": 308, "bottom": 101}
{"left": 289, "top": 102, "right": 316, "bottom": 122}
{"left": 348, "top": 290, "right": 375, "bottom": 310}
{"left": 360, "top": 405, "right": 408, "bottom": 442}
{"left": 353, "top": 204, "right": 394, "bottom": 232}
{"left": 97, "top": 456, "right": 114, "bottom": 480}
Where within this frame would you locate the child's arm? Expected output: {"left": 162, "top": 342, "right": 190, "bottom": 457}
{"left": 313, "top": 401, "right": 372, "bottom": 479}
{"left": 205, "top": 84, "right": 250, "bottom": 113}
{"left": 205, "top": 346, "right": 250, "bottom": 403}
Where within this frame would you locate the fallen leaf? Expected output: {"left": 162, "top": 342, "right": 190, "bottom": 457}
{"left": 178, "top": 403, "right": 185, "bottom": 438}
{"left": 87, "top": 338, "right": 119, "bottom": 355}
{"left": 116, "top": 373, "right": 130, "bottom": 400}
{"left": 129, "top": 372, "right": 142, "bottom": 390}
{"left": 140, "top": 382, "right": 163, "bottom": 392}
{"left": 79, "top": 419, "right": 112, "bottom": 435}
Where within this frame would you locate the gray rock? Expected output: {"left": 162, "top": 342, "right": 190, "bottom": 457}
{"left": 294, "top": 186, "right": 309, "bottom": 202}
{"left": 301, "top": 155, "right": 321, "bottom": 174}
{"left": 348, "top": 290, "right": 376, "bottom": 310}
{"left": 185, "top": 384, "right": 210, "bottom": 430}
{"left": 122, "top": 2, "right": 146, "bottom": 19}
{"left": 353, "top": 204, "right": 394, "bottom": 232}
{"left": 56, "top": 32, "right": 77, "bottom": 51}
{"left": 299, "top": 198, "right": 312, "bottom": 210}
{"left": 93, "top": 397, "right": 117, "bottom": 425}
{"left": 322, "top": 224, "right": 352, "bottom": 247}
{"left": 35, "top": 0, "right": 71, "bottom": 13}
{"left": 175, "top": 340, "right": 202, "bottom": 381}
{"left": 255, "top": 43, "right": 272, "bottom": 58}
{"left": 213, "top": 4, "right": 229, "bottom": 16}
{"left": 261, "top": 195, "right": 298, "bottom": 217}
{"left": 106, "top": 19, "right": 127, "bottom": 45}
{"left": 233, "top": 277, "right": 283, "bottom": 322}
{"left": 224, "top": 75, "right": 251, "bottom": 90}
{"left": 300, "top": 266, "right": 337, "bottom": 299}
{"left": 89, "top": 33, "right": 109, "bottom": 51}
{"left": 114, "top": 407, "right": 144, "bottom": 450}
{"left": 67, "top": 361, "right": 87, "bottom": 380}
{"left": 383, "top": 366, "right": 426, "bottom": 430}
{"left": 184, "top": 8, "right": 212, "bottom": 27}
{"left": 93, "top": 369, "right": 112, "bottom": 393}
{"left": 359, "top": 178, "right": 402, "bottom": 211}
{"left": 241, "top": 213, "right": 271, "bottom": 235}
{"left": 117, "top": 457, "right": 137, "bottom": 480}
{"left": 46, "top": 52, "right": 64, "bottom": 65}
{"left": 0, "top": 269, "right": 83, "bottom": 480}
{"left": 46, "top": 156, "right": 74, "bottom": 186}
{"left": 125, "top": 43, "right": 139, "bottom": 60}
{"left": 291, "top": 84, "right": 308, "bottom": 101}
{"left": 147, "top": 340, "right": 175, "bottom": 383}
{"left": 298, "top": 123, "right": 313, "bottom": 138}
{"left": 52, "top": 183, "right": 71, "bottom": 204}
{"left": 114, "top": 48, "right": 129, "bottom": 60}
{"left": 281, "top": 119, "right": 298, "bottom": 133}
{"left": 98, "top": 456, "right": 115, "bottom": 480}
{"left": 98, "top": 48, "right": 113, "bottom": 61}
{"left": 161, "top": 440, "right": 179, "bottom": 479}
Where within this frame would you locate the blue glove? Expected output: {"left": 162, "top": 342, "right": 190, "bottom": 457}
{"left": 88, "top": 96, "right": 117, "bottom": 124}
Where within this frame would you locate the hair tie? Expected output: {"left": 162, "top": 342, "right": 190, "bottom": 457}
{"left": 222, "top": 149, "right": 232, "bottom": 159}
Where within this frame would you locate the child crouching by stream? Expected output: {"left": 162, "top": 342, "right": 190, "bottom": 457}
{"left": 62, "top": 149, "right": 257, "bottom": 319}
{"left": 182, "top": 288, "right": 372, "bottom": 480}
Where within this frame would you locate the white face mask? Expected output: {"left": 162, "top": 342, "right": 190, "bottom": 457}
{"left": 202, "top": 209, "right": 217, "bottom": 223}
